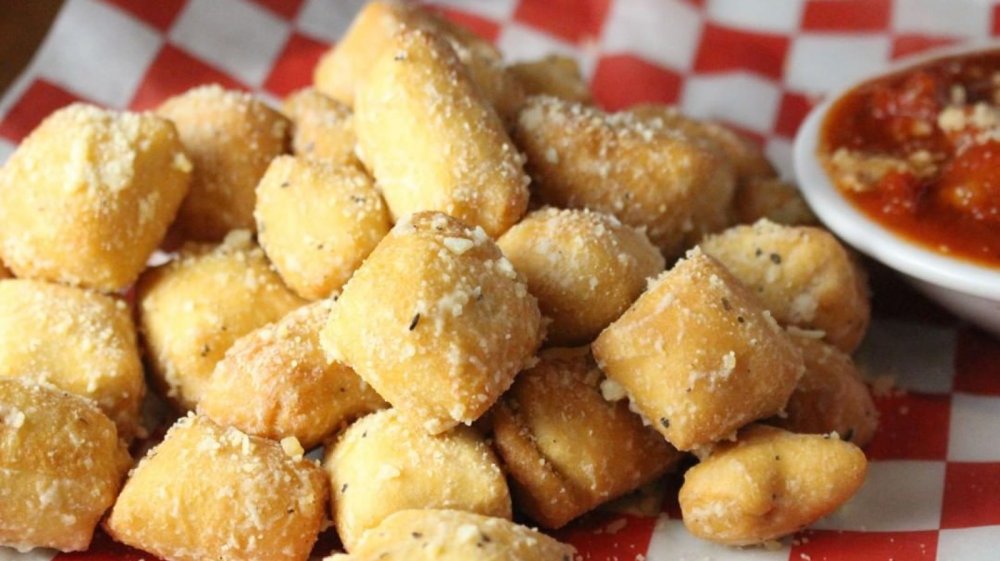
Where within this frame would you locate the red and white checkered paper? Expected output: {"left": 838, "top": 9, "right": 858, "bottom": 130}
{"left": 2, "top": 1, "right": 1000, "bottom": 560}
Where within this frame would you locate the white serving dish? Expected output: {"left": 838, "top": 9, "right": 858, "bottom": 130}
{"left": 793, "top": 43, "right": 1000, "bottom": 338}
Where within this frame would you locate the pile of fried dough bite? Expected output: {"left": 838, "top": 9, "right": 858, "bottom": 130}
{"left": 0, "top": 2, "right": 878, "bottom": 560}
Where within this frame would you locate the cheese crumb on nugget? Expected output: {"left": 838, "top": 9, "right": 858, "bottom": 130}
{"left": 283, "top": 88, "right": 359, "bottom": 166}
{"left": 158, "top": 85, "right": 290, "bottom": 242}
{"left": 0, "top": 280, "right": 144, "bottom": 441}
{"left": 0, "top": 103, "right": 190, "bottom": 291}
{"left": 774, "top": 334, "right": 878, "bottom": 447}
{"left": 255, "top": 156, "right": 391, "bottom": 300}
{"left": 331, "top": 509, "right": 575, "bottom": 561}
{"left": 314, "top": 1, "right": 523, "bottom": 121}
{"left": 514, "top": 96, "right": 736, "bottom": 256}
{"left": 321, "top": 212, "right": 543, "bottom": 434}
{"left": 354, "top": 29, "right": 529, "bottom": 238}
{"left": 509, "top": 55, "right": 593, "bottom": 105}
{"left": 493, "top": 348, "right": 683, "bottom": 528}
{"left": 699, "top": 219, "right": 870, "bottom": 353}
{"left": 679, "top": 424, "right": 867, "bottom": 545}
{"left": 0, "top": 379, "right": 131, "bottom": 553}
{"left": 324, "top": 409, "right": 511, "bottom": 551}
{"left": 498, "top": 208, "right": 664, "bottom": 346}
{"left": 200, "top": 300, "right": 386, "bottom": 450}
{"left": 137, "top": 231, "right": 305, "bottom": 411}
{"left": 592, "top": 249, "right": 804, "bottom": 451}
{"left": 105, "top": 414, "right": 327, "bottom": 561}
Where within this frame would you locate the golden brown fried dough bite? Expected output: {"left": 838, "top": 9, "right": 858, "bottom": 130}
{"left": 0, "top": 280, "right": 144, "bottom": 440}
{"left": 105, "top": 414, "right": 327, "bottom": 561}
{"left": 314, "top": 1, "right": 523, "bottom": 120}
{"left": 679, "top": 424, "right": 867, "bottom": 545}
{"left": 324, "top": 409, "right": 511, "bottom": 551}
{"left": 515, "top": 96, "right": 735, "bottom": 256}
{"left": 354, "top": 29, "right": 529, "bottom": 238}
{"left": 199, "top": 300, "right": 386, "bottom": 450}
{"left": 629, "top": 105, "right": 807, "bottom": 229}
{"left": 321, "top": 212, "right": 542, "bottom": 434}
{"left": 255, "top": 156, "right": 390, "bottom": 300}
{"left": 493, "top": 348, "right": 683, "bottom": 528}
{"left": 158, "top": 85, "right": 290, "bottom": 242}
{"left": 336, "top": 509, "right": 575, "bottom": 561}
{"left": 509, "top": 55, "right": 592, "bottom": 104}
{"left": 0, "top": 261, "right": 9, "bottom": 279}
{"left": 592, "top": 250, "right": 804, "bottom": 451}
{"left": 283, "top": 88, "right": 359, "bottom": 166}
{"left": 312, "top": 0, "right": 394, "bottom": 105}
{"left": 630, "top": 104, "right": 775, "bottom": 184}
{"left": 0, "top": 103, "right": 190, "bottom": 291}
{"left": 137, "top": 231, "right": 305, "bottom": 411}
{"left": 699, "top": 219, "right": 870, "bottom": 352}
{"left": 734, "top": 176, "right": 817, "bottom": 226}
{"left": 774, "top": 334, "right": 878, "bottom": 447}
{"left": 497, "top": 208, "right": 664, "bottom": 346}
{"left": 0, "top": 379, "right": 131, "bottom": 552}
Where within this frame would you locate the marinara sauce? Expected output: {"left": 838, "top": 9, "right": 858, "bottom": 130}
{"left": 820, "top": 49, "right": 1000, "bottom": 267}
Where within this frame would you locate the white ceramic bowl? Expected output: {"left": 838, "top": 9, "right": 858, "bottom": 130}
{"left": 793, "top": 44, "right": 1000, "bottom": 338}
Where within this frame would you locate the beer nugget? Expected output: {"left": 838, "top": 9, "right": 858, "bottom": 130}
{"left": 158, "top": 85, "right": 289, "bottom": 241}
{"left": 283, "top": 88, "right": 359, "bottom": 166}
{"left": 699, "top": 219, "right": 870, "bottom": 352}
{"left": 324, "top": 409, "right": 510, "bottom": 551}
{"left": 509, "top": 55, "right": 592, "bottom": 104}
{"left": 680, "top": 425, "right": 867, "bottom": 545}
{"left": 497, "top": 208, "right": 664, "bottom": 345}
{"left": 354, "top": 29, "right": 529, "bottom": 238}
{"left": 0, "top": 103, "right": 190, "bottom": 290}
{"left": 514, "top": 96, "right": 735, "bottom": 256}
{"left": 200, "top": 300, "right": 386, "bottom": 450}
{"left": 592, "top": 250, "right": 804, "bottom": 451}
{"left": 321, "top": 212, "right": 542, "bottom": 434}
{"left": 0, "top": 379, "right": 131, "bottom": 552}
{"left": 255, "top": 156, "right": 390, "bottom": 300}
{"left": 0, "top": 279, "right": 144, "bottom": 440}
{"left": 775, "top": 334, "right": 878, "bottom": 447}
{"left": 314, "top": 1, "right": 523, "bottom": 120}
{"left": 105, "top": 414, "right": 327, "bottom": 561}
{"left": 493, "top": 349, "right": 683, "bottom": 528}
{"left": 333, "top": 510, "right": 574, "bottom": 561}
{"left": 138, "top": 231, "right": 305, "bottom": 410}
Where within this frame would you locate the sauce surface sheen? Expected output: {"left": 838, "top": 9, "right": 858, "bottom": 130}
{"left": 821, "top": 49, "right": 1000, "bottom": 268}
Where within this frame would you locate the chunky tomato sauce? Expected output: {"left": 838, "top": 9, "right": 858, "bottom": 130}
{"left": 820, "top": 50, "right": 1000, "bottom": 267}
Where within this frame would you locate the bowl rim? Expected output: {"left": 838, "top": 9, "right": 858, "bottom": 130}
{"left": 793, "top": 40, "right": 1000, "bottom": 301}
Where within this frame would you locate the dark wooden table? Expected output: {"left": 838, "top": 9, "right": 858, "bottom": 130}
{"left": 0, "top": 0, "right": 65, "bottom": 95}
